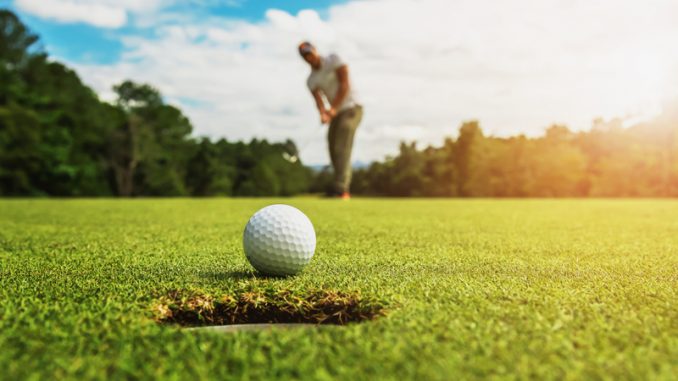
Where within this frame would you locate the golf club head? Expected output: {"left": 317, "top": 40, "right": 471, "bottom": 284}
{"left": 282, "top": 152, "right": 299, "bottom": 163}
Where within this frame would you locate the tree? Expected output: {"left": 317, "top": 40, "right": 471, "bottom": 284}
{"left": 110, "top": 81, "right": 193, "bottom": 196}
{"left": 185, "top": 138, "right": 236, "bottom": 196}
{"left": 347, "top": 113, "right": 678, "bottom": 198}
{"left": 0, "top": 9, "right": 317, "bottom": 198}
{"left": 0, "top": 104, "right": 42, "bottom": 194}
{"left": 454, "top": 121, "right": 483, "bottom": 197}
{"left": 1, "top": 11, "right": 116, "bottom": 195}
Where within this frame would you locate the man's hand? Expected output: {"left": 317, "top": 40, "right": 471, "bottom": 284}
{"left": 320, "top": 110, "right": 331, "bottom": 124}
{"left": 320, "top": 108, "right": 337, "bottom": 124}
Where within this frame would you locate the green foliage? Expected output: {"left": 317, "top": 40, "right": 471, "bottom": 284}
{"left": 110, "top": 81, "right": 193, "bottom": 196}
{"left": 0, "top": 104, "right": 42, "bottom": 194}
{"left": 308, "top": 165, "right": 335, "bottom": 194}
{"left": 0, "top": 10, "right": 311, "bottom": 197}
{"left": 231, "top": 139, "right": 309, "bottom": 196}
{"left": 0, "top": 10, "right": 119, "bottom": 196}
{"left": 0, "top": 9, "right": 40, "bottom": 67}
{"left": 352, "top": 117, "right": 678, "bottom": 197}
{"left": 184, "top": 138, "right": 235, "bottom": 196}
{"left": 0, "top": 199, "right": 676, "bottom": 379}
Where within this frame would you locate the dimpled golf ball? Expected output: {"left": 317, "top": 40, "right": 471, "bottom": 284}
{"left": 243, "top": 204, "right": 316, "bottom": 276}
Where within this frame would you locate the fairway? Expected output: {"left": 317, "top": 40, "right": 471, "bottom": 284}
{"left": 1, "top": 199, "right": 676, "bottom": 380}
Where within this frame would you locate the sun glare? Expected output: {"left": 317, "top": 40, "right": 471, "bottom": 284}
{"left": 607, "top": 52, "right": 669, "bottom": 124}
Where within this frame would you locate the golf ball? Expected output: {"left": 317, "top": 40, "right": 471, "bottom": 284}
{"left": 243, "top": 204, "right": 316, "bottom": 276}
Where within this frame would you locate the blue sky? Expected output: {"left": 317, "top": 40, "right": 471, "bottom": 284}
{"left": 7, "top": 0, "right": 346, "bottom": 64}
{"left": 5, "top": 0, "right": 677, "bottom": 164}
{"left": 4, "top": 11, "right": 124, "bottom": 63}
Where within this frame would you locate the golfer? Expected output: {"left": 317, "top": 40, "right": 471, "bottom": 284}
{"left": 299, "top": 41, "right": 363, "bottom": 199}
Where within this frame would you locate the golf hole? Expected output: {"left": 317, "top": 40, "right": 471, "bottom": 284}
{"left": 153, "top": 289, "right": 387, "bottom": 331}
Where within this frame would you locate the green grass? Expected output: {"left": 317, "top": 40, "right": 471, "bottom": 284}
{"left": 1, "top": 199, "right": 676, "bottom": 380}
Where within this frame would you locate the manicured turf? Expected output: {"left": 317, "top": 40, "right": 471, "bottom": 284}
{"left": 1, "top": 199, "right": 676, "bottom": 380}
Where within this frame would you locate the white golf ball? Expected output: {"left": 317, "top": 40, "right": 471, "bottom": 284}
{"left": 243, "top": 204, "right": 316, "bottom": 276}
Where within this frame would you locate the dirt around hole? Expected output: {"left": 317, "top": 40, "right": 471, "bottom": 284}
{"left": 153, "top": 289, "right": 387, "bottom": 327}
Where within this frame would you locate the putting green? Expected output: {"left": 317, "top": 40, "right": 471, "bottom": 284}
{"left": 1, "top": 199, "right": 676, "bottom": 380}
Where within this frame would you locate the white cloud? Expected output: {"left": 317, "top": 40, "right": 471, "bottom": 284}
{"left": 14, "top": 0, "right": 164, "bottom": 28}
{"left": 67, "top": 0, "right": 678, "bottom": 164}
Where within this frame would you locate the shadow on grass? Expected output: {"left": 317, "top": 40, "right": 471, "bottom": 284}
{"left": 200, "top": 269, "right": 285, "bottom": 281}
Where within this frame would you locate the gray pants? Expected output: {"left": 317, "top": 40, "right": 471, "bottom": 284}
{"left": 328, "top": 105, "right": 363, "bottom": 193}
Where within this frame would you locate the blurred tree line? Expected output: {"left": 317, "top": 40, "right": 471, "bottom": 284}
{"left": 0, "top": 10, "right": 311, "bottom": 196}
{"left": 347, "top": 115, "right": 678, "bottom": 197}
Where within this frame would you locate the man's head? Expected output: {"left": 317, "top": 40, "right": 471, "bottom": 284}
{"left": 298, "top": 41, "right": 321, "bottom": 68}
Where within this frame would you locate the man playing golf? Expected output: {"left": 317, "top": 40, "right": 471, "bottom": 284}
{"left": 299, "top": 41, "right": 363, "bottom": 199}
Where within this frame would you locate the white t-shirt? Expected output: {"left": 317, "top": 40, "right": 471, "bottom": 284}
{"left": 306, "top": 53, "right": 359, "bottom": 111}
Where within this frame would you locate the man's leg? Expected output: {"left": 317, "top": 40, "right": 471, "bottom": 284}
{"left": 329, "top": 106, "right": 363, "bottom": 194}
{"left": 327, "top": 117, "right": 340, "bottom": 194}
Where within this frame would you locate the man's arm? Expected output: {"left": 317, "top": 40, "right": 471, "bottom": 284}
{"left": 329, "top": 65, "right": 350, "bottom": 116}
{"left": 312, "top": 89, "right": 330, "bottom": 124}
